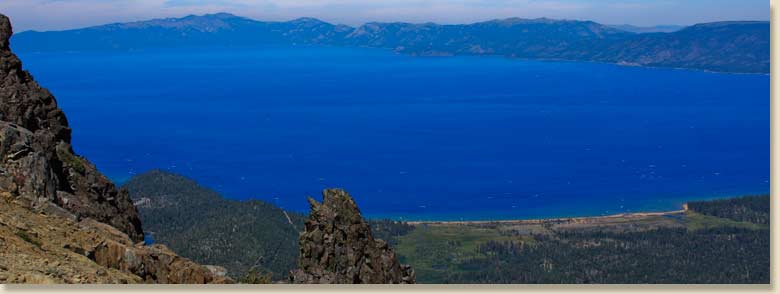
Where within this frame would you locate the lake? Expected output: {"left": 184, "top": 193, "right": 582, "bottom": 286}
{"left": 15, "top": 46, "right": 769, "bottom": 220}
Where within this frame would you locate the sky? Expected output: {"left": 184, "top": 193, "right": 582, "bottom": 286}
{"left": 0, "top": 0, "right": 769, "bottom": 32}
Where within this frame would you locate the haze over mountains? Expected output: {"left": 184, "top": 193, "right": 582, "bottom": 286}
{"left": 11, "top": 13, "right": 769, "bottom": 73}
{"left": 606, "top": 24, "right": 683, "bottom": 33}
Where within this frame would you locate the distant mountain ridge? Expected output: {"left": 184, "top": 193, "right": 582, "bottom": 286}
{"left": 607, "top": 24, "right": 683, "bottom": 33}
{"left": 10, "top": 13, "right": 769, "bottom": 73}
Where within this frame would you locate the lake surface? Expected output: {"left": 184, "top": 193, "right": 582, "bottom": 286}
{"left": 16, "top": 46, "right": 769, "bottom": 220}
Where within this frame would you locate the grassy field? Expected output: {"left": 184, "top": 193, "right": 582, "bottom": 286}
{"left": 683, "top": 211, "right": 767, "bottom": 231}
{"left": 394, "top": 224, "right": 533, "bottom": 282}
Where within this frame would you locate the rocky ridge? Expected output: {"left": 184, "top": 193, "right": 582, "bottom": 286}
{"left": 0, "top": 13, "right": 229, "bottom": 284}
{"left": 290, "top": 189, "right": 415, "bottom": 284}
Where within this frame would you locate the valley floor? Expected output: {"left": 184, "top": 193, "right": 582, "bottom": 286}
{"left": 373, "top": 195, "right": 770, "bottom": 284}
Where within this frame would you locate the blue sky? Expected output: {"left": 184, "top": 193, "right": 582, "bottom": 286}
{"left": 0, "top": 0, "right": 769, "bottom": 31}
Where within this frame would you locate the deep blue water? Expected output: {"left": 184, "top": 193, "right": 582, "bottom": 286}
{"left": 16, "top": 46, "right": 769, "bottom": 220}
{"left": 144, "top": 233, "right": 154, "bottom": 245}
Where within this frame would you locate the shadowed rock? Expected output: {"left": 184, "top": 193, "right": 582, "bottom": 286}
{"left": 290, "top": 188, "right": 415, "bottom": 284}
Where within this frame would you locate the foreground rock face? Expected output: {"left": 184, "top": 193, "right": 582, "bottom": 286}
{"left": 0, "top": 14, "right": 230, "bottom": 284}
{"left": 0, "top": 14, "right": 143, "bottom": 242}
{"left": 290, "top": 189, "right": 415, "bottom": 284}
{"left": 0, "top": 192, "right": 230, "bottom": 284}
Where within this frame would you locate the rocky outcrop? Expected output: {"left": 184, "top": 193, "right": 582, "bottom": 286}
{"left": 0, "top": 14, "right": 230, "bottom": 284}
{"left": 91, "top": 239, "right": 229, "bottom": 284}
{"left": 289, "top": 189, "right": 415, "bottom": 284}
{"left": 0, "top": 14, "right": 143, "bottom": 242}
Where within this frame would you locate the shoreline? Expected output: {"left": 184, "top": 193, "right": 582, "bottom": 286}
{"left": 404, "top": 209, "right": 686, "bottom": 225}
{"left": 15, "top": 44, "right": 768, "bottom": 75}
{"left": 361, "top": 192, "right": 768, "bottom": 223}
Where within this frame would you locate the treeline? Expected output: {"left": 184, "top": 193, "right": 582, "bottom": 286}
{"left": 687, "top": 195, "right": 769, "bottom": 225}
{"left": 444, "top": 226, "right": 768, "bottom": 284}
{"left": 368, "top": 219, "right": 416, "bottom": 246}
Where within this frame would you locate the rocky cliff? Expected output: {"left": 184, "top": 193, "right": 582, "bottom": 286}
{"left": 0, "top": 13, "right": 229, "bottom": 284}
{"left": 0, "top": 14, "right": 143, "bottom": 242}
{"left": 289, "top": 189, "right": 415, "bottom": 284}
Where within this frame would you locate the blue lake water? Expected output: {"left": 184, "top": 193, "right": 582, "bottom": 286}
{"left": 15, "top": 46, "right": 769, "bottom": 220}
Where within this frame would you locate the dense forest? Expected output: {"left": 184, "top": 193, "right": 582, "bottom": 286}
{"left": 445, "top": 226, "right": 768, "bottom": 283}
{"left": 125, "top": 170, "right": 419, "bottom": 281}
{"left": 124, "top": 170, "right": 306, "bottom": 281}
{"left": 687, "top": 195, "right": 770, "bottom": 225}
